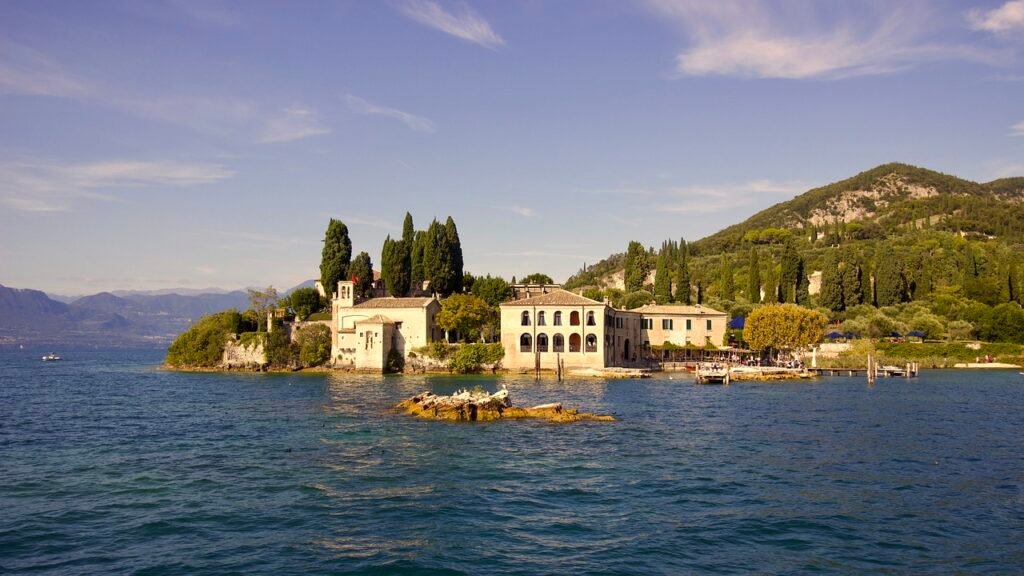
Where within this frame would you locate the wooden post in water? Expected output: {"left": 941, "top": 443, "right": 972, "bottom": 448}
{"left": 906, "top": 362, "right": 911, "bottom": 379}
{"left": 867, "top": 355, "right": 875, "bottom": 384}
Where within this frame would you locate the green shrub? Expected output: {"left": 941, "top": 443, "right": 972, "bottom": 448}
{"left": 265, "top": 328, "right": 298, "bottom": 368}
{"left": 295, "top": 324, "right": 331, "bottom": 367}
{"left": 449, "top": 343, "right": 504, "bottom": 374}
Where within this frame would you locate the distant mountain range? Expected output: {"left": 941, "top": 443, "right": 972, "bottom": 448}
{"left": 0, "top": 278, "right": 322, "bottom": 347}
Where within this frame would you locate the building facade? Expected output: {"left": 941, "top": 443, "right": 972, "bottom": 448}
{"left": 499, "top": 288, "right": 728, "bottom": 371}
{"left": 330, "top": 280, "right": 442, "bottom": 371}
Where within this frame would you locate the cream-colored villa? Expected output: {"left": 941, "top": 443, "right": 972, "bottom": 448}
{"left": 499, "top": 288, "right": 727, "bottom": 371}
{"left": 329, "top": 280, "right": 442, "bottom": 371}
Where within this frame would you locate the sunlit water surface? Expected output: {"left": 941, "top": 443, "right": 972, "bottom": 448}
{"left": 2, "top": 348, "right": 1023, "bottom": 574}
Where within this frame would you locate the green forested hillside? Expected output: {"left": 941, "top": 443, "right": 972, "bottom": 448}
{"left": 564, "top": 163, "right": 1024, "bottom": 343}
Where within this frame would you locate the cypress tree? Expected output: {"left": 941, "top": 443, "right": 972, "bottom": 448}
{"left": 720, "top": 253, "right": 735, "bottom": 301}
{"left": 795, "top": 258, "right": 809, "bottom": 306}
{"left": 842, "top": 252, "right": 863, "bottom": 307}
{"left": 653, "top": 250, "right": 671, "bottom": 304}
{"left": 320, "top": 218, "right": 352, "bottom": 297}
{"left": 779, "top": 241, "right": 801, "bottom": 303}
{"left": 424, "top": 219, "right": 454, "bottom": 296}
{"left": 381, "top": 235, "right": 411, "bottom": 297}
{"left": 875, "top": 249, "right": 907, "bottom": 307}
{"left": 410, "top": 230, "right": 425, "bottom": 293}
{"left": 748, "top": 247, "right": 761, "bottom": 304}
{"left": 445, "top": 216, "right": 464, "bottom": 294}
{"left": 762, "top": 264, "right": 778, "bottom": 304}
{"left": 624, "top": 241, "right": 650, "bottom": 292}
{"left": 819, "top": 251, "right": 844, "bottom": 312}
{"left": 675, "top": 239, "right": 691, "bottom": 304}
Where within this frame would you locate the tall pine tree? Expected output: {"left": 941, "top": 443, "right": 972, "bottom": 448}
{"left": 875, "top": 249, "right": 908, "bottom": 307}
{"left": 624, "top": 241, "right": 650, "bottom": 292}
{"left": 653, "top": 250, "right": 671, "bottom": 304}
{"left": 779, "top": 241, "right": 801, "bottom": 303}
{"left": 350, "top": 251, "right": 374, "bottom": 298}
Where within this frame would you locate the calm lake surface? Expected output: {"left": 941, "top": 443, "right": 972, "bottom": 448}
{"left": 2, "top": 348, "right": 1023, "bottom": 575}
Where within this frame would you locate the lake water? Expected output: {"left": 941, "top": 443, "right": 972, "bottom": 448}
{"left": 2, "top": 347, "right": 1023, "bottom": 575}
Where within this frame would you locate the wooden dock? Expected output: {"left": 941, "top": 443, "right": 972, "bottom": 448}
{"left": 809, "top": 361, "right": 919, "bottom": 379}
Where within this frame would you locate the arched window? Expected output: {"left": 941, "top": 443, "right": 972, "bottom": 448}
{"left": 570, "top": 311, "right": 581, "bottom": 326}
{"left": 520, "top": 333, "right": 532, "bottom": 352}
{"left": 537, "top": 311, "right": 546, "bottom": 326}
{"left": 553, "top": 311, "right": 563, "bottom": 326}
{"left": 553, "top": 334, "right": 564, "bottom": 352}
{"left": 586, "top": 334, "right": 598, "bottom": 352}
{"left": 537, "top": 333, "right": 549, "bottom": 352}
{"left": 586, "top": 311, "right": 596, "bottom": 326}
{"left": 521, "top": 311, "right": 530, "bottom": 326}
{"left": 569, "top": 333, "right": 582, "bottom": 352}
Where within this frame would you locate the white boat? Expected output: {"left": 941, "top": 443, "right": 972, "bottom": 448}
{"left": 695, "top": 363, "right": 729, "bottom": 384}
{"left": 41, "top": 353, "right": 61, "bottom": 361}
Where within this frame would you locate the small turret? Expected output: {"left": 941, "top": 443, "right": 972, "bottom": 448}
{"left": 336, "top": 280, "right": 355, "bottom": 308}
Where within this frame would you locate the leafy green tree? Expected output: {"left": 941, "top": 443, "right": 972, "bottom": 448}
{"left": 445, "top": 216, "right": 464, "bottom": 293}
{"left": 720, "top": 253, "right": 735, "bottom": 301}
{"left": 436, "top": 294, "right": 492, "bottom": 342}
{"left": 288, "top": 287, "right": 323, "bottom": 320}
{"left": 265, "top": 327, "right": 298, "bottom": 368}
{"left": 743, "top": 304, "right": 828, "bottom": 355}
{"left": 748, "top": 247, "right": 761, "bottom": 304}
{"left": 675, "top": 239, "right": 691, "bottom": 304}
{"left": 624, "top": 241, "right": 650, "bottom": 292}
{"left": 320, "top": 219, "right": 352, "bottom": 297}
{"left": 471, "top": 275, "right": 512, "bottom": 307}
{"left": 295, "top": 323, "right": 332, "bottom": 367}
{"left": 621, "top": 290, "right": 654, "bottom": 310}
{"left": 349, "top": 251, "right": 374, "bottom": 298}
{"left": 654, "top": 250, "right": 672, "bottom": 303}
{"left": 818, "top": 251, "right": 844, "bottom": 312}
{"left": 462, "top": 272, "right": 476, "bottom": 293}
{"left": 520, "top": 273, "right": 554, "bottom": 285}
{"left": 247, "top": 286, "right": 278, "bottom": 331}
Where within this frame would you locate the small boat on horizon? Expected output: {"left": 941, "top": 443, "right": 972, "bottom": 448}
{"left": 41, "top": 353, "right": 61, "bottom": 362}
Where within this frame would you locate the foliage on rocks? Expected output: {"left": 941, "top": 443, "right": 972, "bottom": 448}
{"left": 166, "top": 310, "right": 248, "bottom": 367}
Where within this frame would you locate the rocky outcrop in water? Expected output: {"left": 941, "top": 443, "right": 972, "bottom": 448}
{"left": 396, "top": 387, "right": 615, "bottom": 423}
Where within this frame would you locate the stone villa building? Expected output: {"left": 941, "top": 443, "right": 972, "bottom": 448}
{"left": 329, "top": 280, "right": 442, "bottom": 372}
{"left": 499, "top": 288, "right": 727, "bottom": 371}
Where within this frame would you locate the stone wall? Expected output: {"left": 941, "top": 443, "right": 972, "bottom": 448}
{"left": 222, "top": 337, "right": 267, "bottom": 369}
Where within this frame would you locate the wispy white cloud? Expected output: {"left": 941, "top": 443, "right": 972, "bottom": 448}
{"left": 969, "top": 1, "right": 1024, "bottom": 33}
{"left": 257, "top": 107, "right": 331, "bottom": 144}
{"left": 646, "top": 0, "right": 998, "bottom": 79}
{"left": 1011, "top": 121, "right": 1024, "bottom": 136}
{"left": 0, "top": 160, "right": 234, "bottom": 212}
{"left": 395, "top": 0, "right": 504, "bottom": 49}
{"left": 498, "top": 205, "right": 535, "bottom": 217}
{"left": 0, "top": 40, "right": 91, "bottom": 97}
{"left": 653, "top": 179, "right": 811, "bottom": 214}
{"left": 345, "top": 94, "right": 435, "bottom": 133}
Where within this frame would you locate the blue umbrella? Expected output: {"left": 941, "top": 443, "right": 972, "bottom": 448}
{"left": 843, "top": 332, "right": 857, "bottom": 339}
{"left": 890, "top": 331, "right": 902, "bottom": 338}
{"left": 906, "top": 330, "right": 926, "bottom": 338}
{"left": 826, "top": 331, "right": 844, "bottom": 339}
{"left": 729, "top": 316, "right": 745, "bottom": 329}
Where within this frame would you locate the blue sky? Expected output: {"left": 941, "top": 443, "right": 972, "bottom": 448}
{"left": 1, "top": 0, "right": 1023, "bottom": 295}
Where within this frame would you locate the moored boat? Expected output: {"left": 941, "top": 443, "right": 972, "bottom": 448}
{"left": 41, "top": 353, "right": 61, "bottom": 361}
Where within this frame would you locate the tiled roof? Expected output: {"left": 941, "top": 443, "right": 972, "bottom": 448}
{"left": 632, "top": 304, "right": 727, "bottom": 316}
{"left": 354, "top": 297, "right": 434, "bottom": 309}
{"left": 355, "top": 314, "right": 393, "bottom": 324}
{"left": 502, "top": 289, "right": 603, "bottom": 307}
